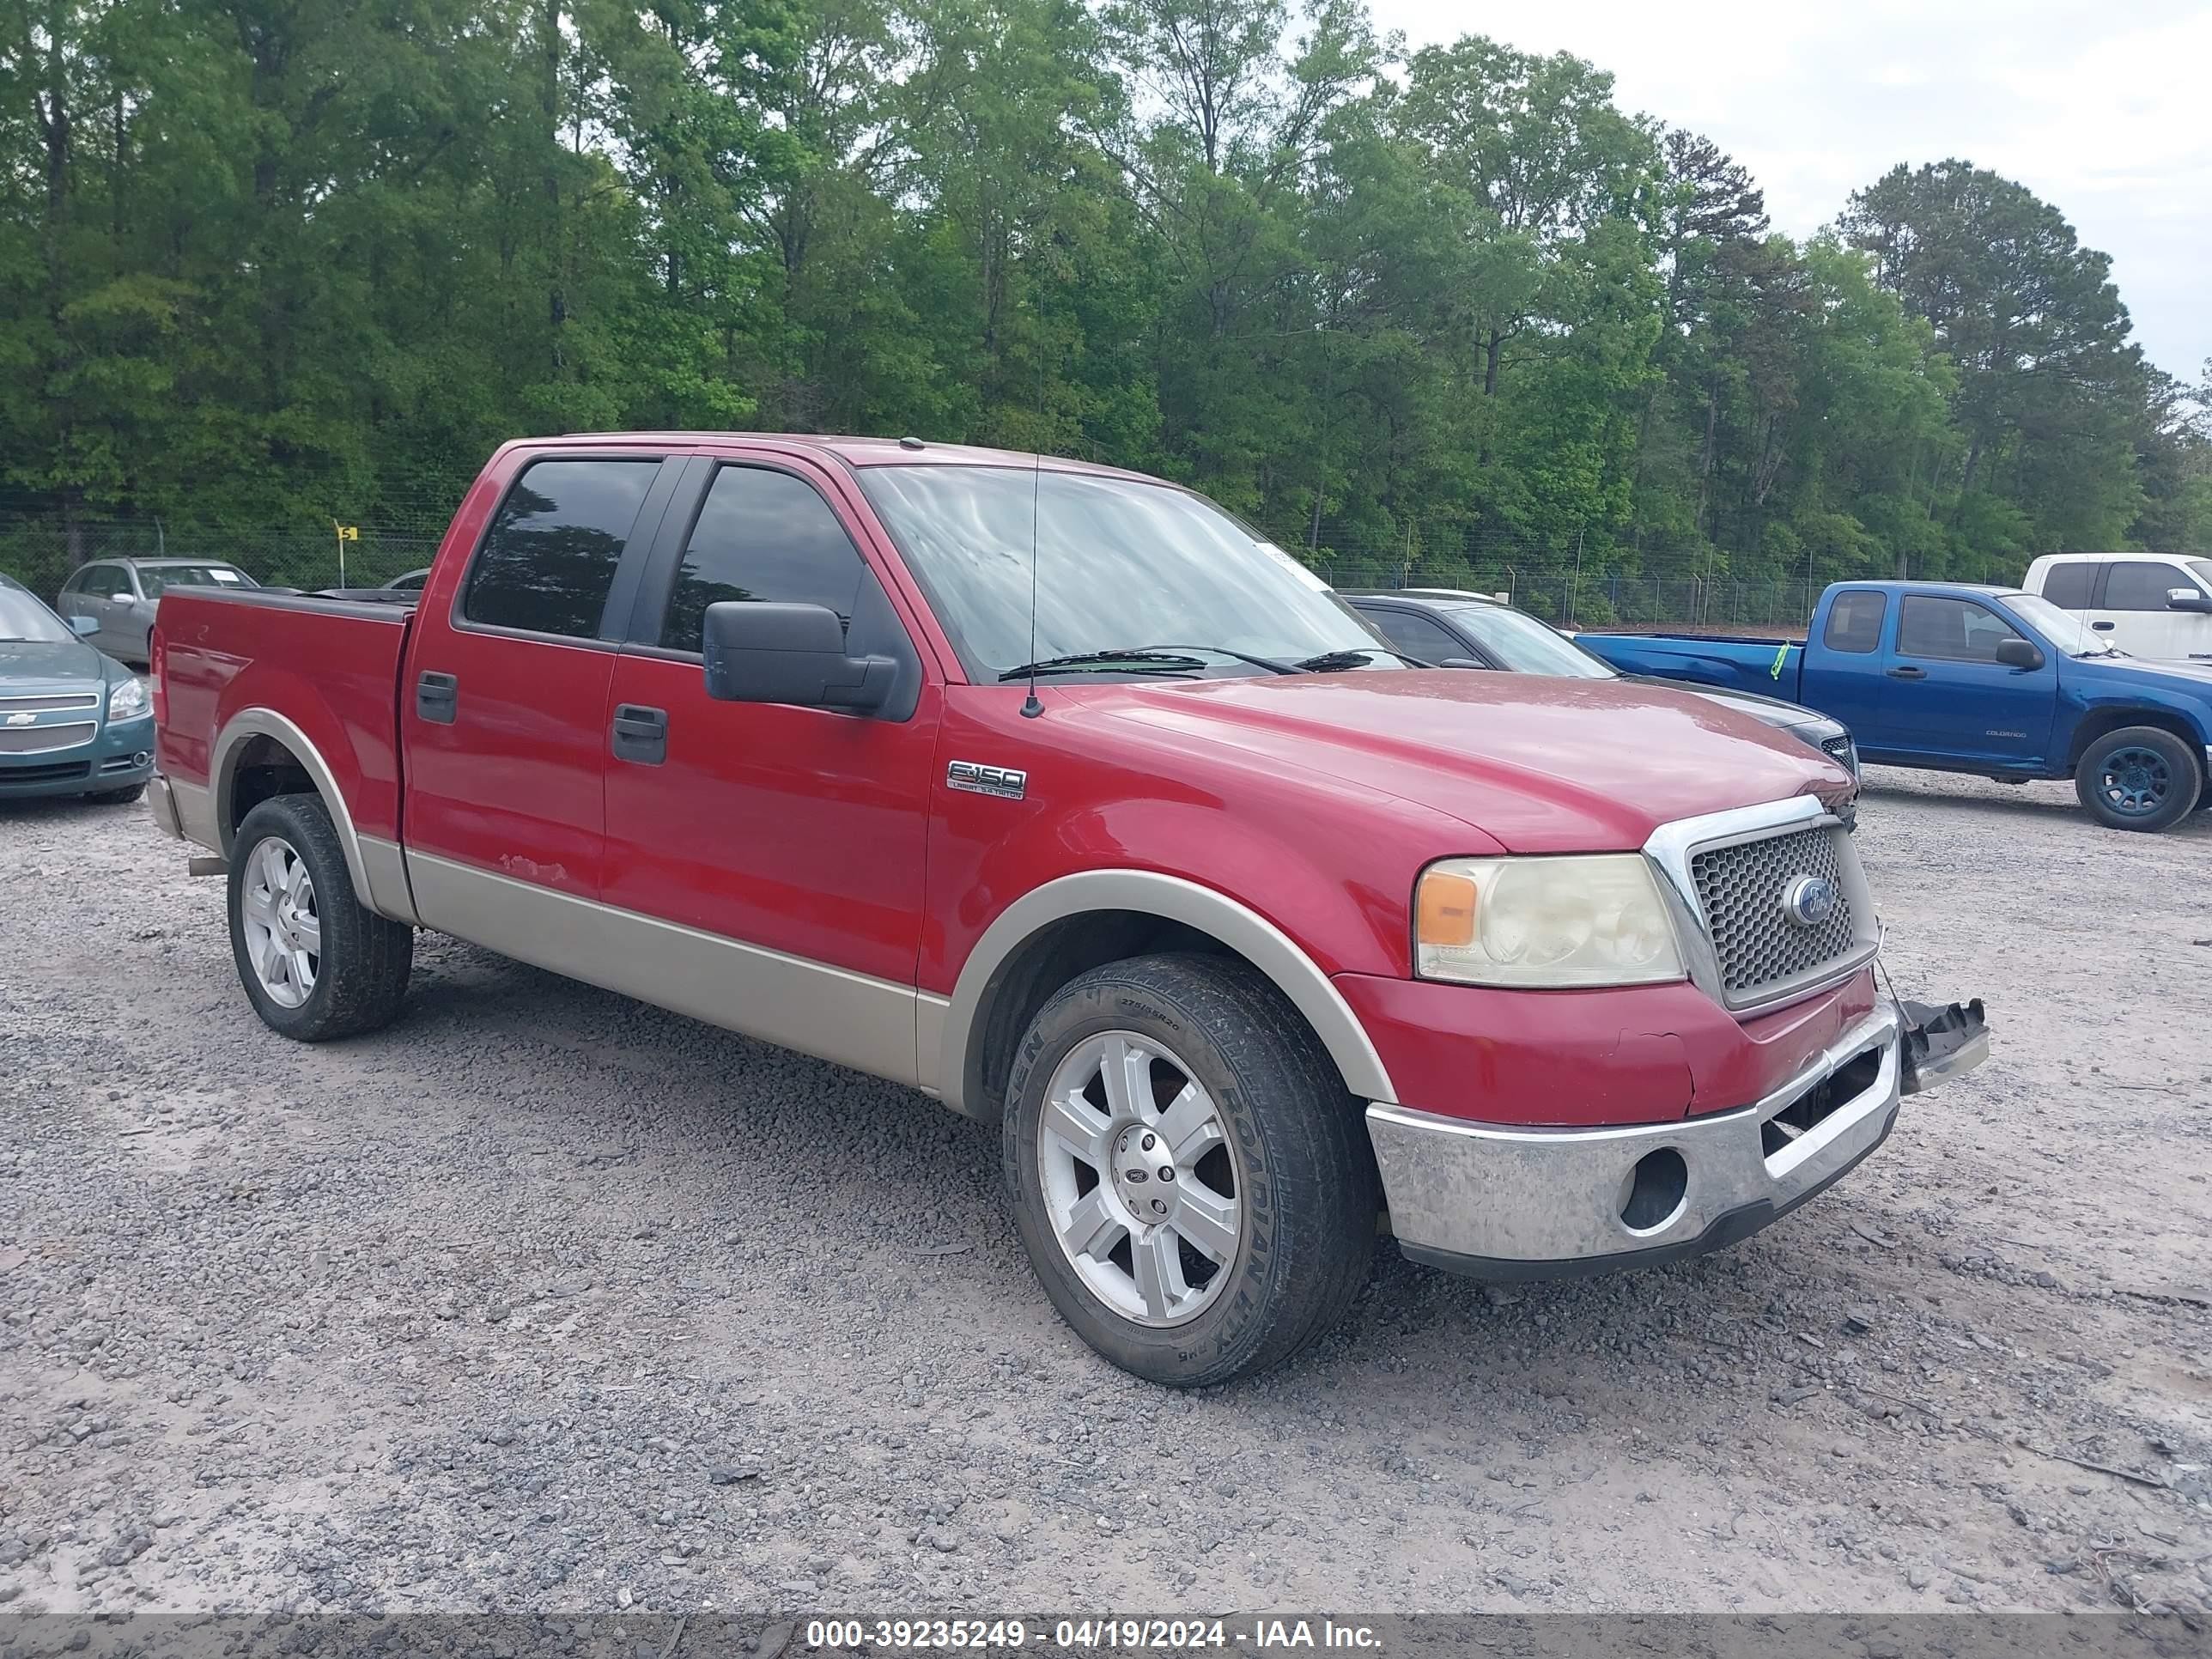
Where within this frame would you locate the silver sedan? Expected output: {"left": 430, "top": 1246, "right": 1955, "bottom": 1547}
{"left": 54, "top": 557, "right": 258, "bottom": 665}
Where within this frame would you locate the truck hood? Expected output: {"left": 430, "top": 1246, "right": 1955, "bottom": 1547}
{"left": 2092, "top": 655, "right": 2212, "bottom": 696}
{"left": 1079, "top": 671, "right": 1849, "bottom": 853}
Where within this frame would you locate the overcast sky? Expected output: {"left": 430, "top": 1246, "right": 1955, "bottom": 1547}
{"left": 1370, "top": 0, "right": 2212, "bottom": 385}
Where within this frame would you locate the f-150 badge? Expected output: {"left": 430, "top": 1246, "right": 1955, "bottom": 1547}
{"left": 947, "top": 760, "right": 1026, "bottom": 801}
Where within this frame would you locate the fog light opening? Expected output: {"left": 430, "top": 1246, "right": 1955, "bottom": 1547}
{"left": 1619, "top": 1147, "right": 1689, "bottom": 1235}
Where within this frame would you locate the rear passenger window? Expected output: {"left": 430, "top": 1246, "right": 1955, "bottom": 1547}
{"left": 1822, "top": 591, "right": 1887, "bottom": 653}
{"left": 463, "top": 459, "right": 661, "bottom": 639}
{"left": 2101, "top": 562, "right": 2191, "bottom": 611}
{"left": 2038, "top": 562, "right": 2096, "bottom": 609}
{"left": 659, "top": 467, "right": 869, "bottom": 653}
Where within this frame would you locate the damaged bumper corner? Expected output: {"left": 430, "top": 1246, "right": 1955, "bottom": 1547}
{"left": 1369, "top": 991, "right": 1992, "bottom": 1284}
{"left": 1898, "top": 996, "right": 1989, "bottom": 1096}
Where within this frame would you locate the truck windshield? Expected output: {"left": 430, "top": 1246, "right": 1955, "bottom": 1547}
{"left": 856, "top": 465, "right": 1389, "bottom": 679}
{"left": 1999, "top": 592, "right": 2115, "bottom": 657}
{"left": 1450, "top": 605, "right": 1614, "bottom": 678}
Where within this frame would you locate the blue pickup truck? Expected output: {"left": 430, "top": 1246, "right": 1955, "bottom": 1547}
{"left": 1579, "top": 580, "right": 2212, "bottom": 833}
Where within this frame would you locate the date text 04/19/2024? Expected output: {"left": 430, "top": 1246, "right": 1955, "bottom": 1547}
{"left": 803, "top": 1620, "right": 1385, "bottom": 1651}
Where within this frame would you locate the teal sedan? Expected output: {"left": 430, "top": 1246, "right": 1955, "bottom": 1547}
{"left": 0, "top": 573, "right": 155, "bottom": 804}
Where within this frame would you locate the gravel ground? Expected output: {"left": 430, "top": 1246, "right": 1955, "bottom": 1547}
{"left": 2, "top": 769, "right": 2209, "bottom": 1621}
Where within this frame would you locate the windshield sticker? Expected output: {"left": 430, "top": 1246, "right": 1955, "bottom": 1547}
{"left": 1257, "top": 542, "right": 1331, "bottom": 593}
{"left": 209, "top": 569, "right": 242, "bottom": 582}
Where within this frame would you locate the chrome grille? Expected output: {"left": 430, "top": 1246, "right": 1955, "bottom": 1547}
{"left": 0, "top": 692, "right": 98, "bottom": 713}
{"left": 1690, "top": 824, "right": 1858, "bottom": 1006}
{"left": 0, "top": 722, "right": 95, "bottom": 754}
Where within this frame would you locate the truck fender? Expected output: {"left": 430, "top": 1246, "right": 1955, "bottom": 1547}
{"left": 210, "top": 708, "right": 419, "bottom": 925}
{"left": 932, "top": 868, "right": 1396, "bottom": 1118}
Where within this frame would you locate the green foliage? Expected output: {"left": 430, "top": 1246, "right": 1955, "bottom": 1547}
{"left": 0, "top": 0, "right": 2201, "bottom": 605}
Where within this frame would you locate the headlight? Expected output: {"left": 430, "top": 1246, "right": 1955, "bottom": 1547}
{"left": 106, "top": 678, "right": 149, "bottom": 721}
{"left": 1414, "top": 854, "right": 1686, "bottom": 988}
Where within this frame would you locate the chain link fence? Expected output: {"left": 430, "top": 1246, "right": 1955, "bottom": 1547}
{"left": 3, "top": 508, "right": 1823, "bottom": 636}
{"left": 0, "top": 517, "right": 441, "bottom": 601}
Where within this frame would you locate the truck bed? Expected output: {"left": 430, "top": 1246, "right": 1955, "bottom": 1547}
{"left": 154, "top": 586, "right": 416, "bottom": 844}
{"left": 1576, "top": 629, "right": 1803, "bottom": 696}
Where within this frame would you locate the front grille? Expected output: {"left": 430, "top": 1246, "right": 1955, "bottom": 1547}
{"left": 0, "top": 759, "right": 92, "bottom": 785}
{"left": 0, "top": 722, "right": 95, "bottom": 755}
{"left": 1820, "top": 734, "right": 1858, "bottom": 775}
{"left": 1690, "top": 823, "right": 1859, "bottom": 1007}
{"left": 0, "top": 692, "right": 98, "bottom": 713}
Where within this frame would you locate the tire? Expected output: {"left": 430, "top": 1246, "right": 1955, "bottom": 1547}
{"left": 1001, "top": 952, "right": 1377, "bottom": 1387}
{"left": 228, "top": 793, "right": 413, "bottom": 1040}
{"left": 85, "top": 782, "right": 146, "bottom": 805}
{"left": 2074, "top": 726, "right": 2202, "bottom": 834}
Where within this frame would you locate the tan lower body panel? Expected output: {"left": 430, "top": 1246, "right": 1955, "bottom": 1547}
{"left": 405, "top": 851, "right": 925, "bottom": 1088}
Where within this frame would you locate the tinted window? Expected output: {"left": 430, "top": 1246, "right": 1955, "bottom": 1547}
{"left": 1822, "top": 590, "right": 1887, "bottom": 653}
{"left": 2191, "top": 561, "right": 2212, "bottom": 592}
{"left": 2102, "top": 561, "right": 2191, "bottom": 611}
{"left": 2038, "top": 562, "right": 2096, "bottom": 609}
{"left": 464, "top": 459, "right": 661, "bottom": 638}
{"left": 1897, "top": 595, "right": 2021, "bottom": 663}
{"left": 660, "top": 467, "right": 868, "bottom": 653}
{"left": 1364, "top": 608, "right": 1467, "bottom": 664}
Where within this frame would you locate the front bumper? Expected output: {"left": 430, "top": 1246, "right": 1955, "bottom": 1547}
{"left": 1370, "top": 999, "right": 1983, "bottom": 1279}
{"left": 0, "top": 714, "right": 154, "bottom": 800}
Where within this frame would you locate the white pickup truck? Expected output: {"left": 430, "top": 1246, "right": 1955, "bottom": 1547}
{"left": 2023, "top": 553, "right": 2212, "bottom": 661}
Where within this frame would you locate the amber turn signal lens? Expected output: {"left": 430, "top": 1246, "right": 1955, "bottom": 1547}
{"left": 1415, "top": 872, "right": 1478, "bottom": 949}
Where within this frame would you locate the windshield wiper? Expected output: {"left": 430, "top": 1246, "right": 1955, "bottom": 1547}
{"left": 999, "top": 649, "right": 1209, "bottom": 681}
{"left": 1294, "top": 647, "right": 1428, "bottom": 672}
{"left": 1137, "top": 644, "right": 1299, "bottom": 675}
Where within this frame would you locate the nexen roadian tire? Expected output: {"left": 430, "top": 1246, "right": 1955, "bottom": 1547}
{"left": 1002, "top": 952, "right": 1377, "bottom": 1387}
{"left": 228, "top": 793, "right": 413, "bottom": 1040}
{"left": 2074, "top": 726, "right": 2202, "bottom": 834}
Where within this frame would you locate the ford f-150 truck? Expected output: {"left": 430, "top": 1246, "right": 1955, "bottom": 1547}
{"left": 1580, "top": 581, "right": 2212, "bottom": 835}
{"left": 149, "top": 434, "right": 1985, "bottom": 1385}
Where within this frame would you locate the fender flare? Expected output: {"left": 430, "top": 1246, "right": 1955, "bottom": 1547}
{"left": 211, "top": 707, "right": 417, "bottom": 924}
{"left": 935, "top": 869, "right": 1396, "bottom": 1116}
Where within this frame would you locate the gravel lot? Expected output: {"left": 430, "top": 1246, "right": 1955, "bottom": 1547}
{"left": 3, "top": 770, "right": 2209, "bottom": 1621}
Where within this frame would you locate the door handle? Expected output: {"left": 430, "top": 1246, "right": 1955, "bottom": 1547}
{"left": 611, "top": 703, "right": 668, "bottom": 766}
{"left": 2091, "top": 620, "right": 2114, "bottom": 631}
{"left": 416, "top": 671, "right": 458, "bottom": 724}
{"left": 1887, "top": 665, "right": 1927, "bottom": 680}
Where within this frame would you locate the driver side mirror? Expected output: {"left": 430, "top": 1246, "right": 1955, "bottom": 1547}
{"left": 111, "top": 592, "right": 136, "bottom": 605}
{"left": 2166, "top": 587, "right": 2212, "bottom": 615}
{"left": 68, "top": 614, "right": 100, "bottom": 636}
{"left": 702, "top": 600, "right": 894, "bottom": 714}
{"left": 1993, "top": 638, "right": 2045, "bottom": 671}
{"left": 1437, "top": 657, "right": 1486, "bottom": 669}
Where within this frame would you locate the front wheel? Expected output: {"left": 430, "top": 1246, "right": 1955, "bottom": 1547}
{"left": 2075, "top": 726, "right": 2202, "bottom": 834}
{"left": 228, "top": 793, "right": 413, "bottom": 1040}
{"left": 1002, "top": 953, "right": 1377, "bottom": 1387}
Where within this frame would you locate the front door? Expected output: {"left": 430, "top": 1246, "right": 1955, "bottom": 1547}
{"left": 599, "top": 457, "right": 940, "bottom": 1081}
{"left": 1881, "top": 592, "right": 2056, "bottom": 768}
{"left": 2088, "top": 560, "right": 2212, "bottom": 661}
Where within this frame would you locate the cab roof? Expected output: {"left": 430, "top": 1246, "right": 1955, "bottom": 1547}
{"left": 554, "top": 431, "right": 1156, "bottom": 480}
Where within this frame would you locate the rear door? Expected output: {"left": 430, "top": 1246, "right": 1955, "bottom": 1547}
{"left": 595, "top": 454, "right": 939, "bottom": 1078}
{"left": 2087, "top": 559, "right": 2209, "bottom": 660}
{"left": 401, "top": 449, "right": 684, "bottom": 917}
{"left": 1799, "top": 588, "right": 1893, "bottom": 744}
{"left": 1881, "top": 592, "right": 2057, "bottom": 768}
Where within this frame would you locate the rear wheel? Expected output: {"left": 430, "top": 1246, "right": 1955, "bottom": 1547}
{"left": 1002, "top": 953, "right": 1376, "bottom": 1387}
{"left": 228, "top": 793, "right": 412, "bottom": 1040}
{"left": 2075, "top": 726, "right": 2201, "bottom": 834}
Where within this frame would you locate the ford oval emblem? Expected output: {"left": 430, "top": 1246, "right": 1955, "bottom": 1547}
{"left": 1781, "top": 874, "right": 1838, "bottom": 929}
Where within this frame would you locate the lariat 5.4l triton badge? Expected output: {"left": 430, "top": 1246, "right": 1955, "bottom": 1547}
{"left": 1780, "top": 873, "right": 1839, "bottom": 928}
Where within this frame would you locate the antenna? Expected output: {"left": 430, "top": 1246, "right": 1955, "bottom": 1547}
{"left": 1020, "top": 451, "right": 1044, "bottom": 720}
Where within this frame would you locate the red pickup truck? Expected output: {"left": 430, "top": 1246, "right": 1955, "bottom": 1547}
{"left": 149, "top": 434, "right": 1985, "bottom": 1384}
